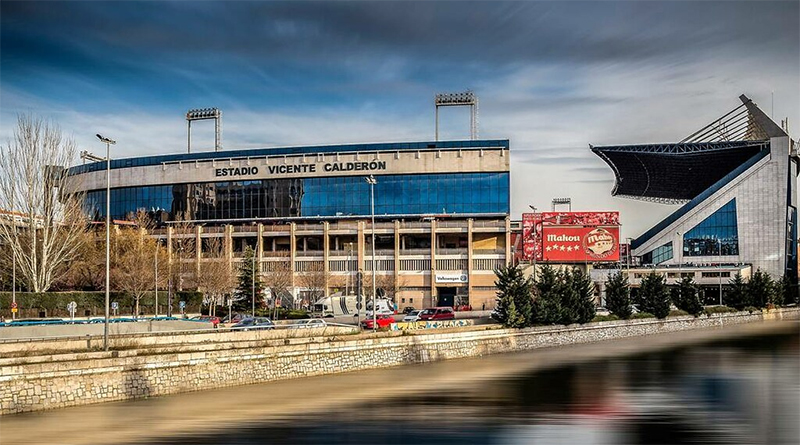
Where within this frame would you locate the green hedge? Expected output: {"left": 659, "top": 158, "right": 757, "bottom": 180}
{"left": 0, "top": 290, "right": 204, "bottom": 317}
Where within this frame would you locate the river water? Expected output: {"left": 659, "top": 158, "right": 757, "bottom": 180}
{"left": 2, "top": 323, "right": 798, "bottom": 445}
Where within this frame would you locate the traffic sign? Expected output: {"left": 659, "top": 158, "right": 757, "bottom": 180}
{"left": 179, "top": 301, "right": 186, "bottom": 309}
{"left": 10, "top": 301, "right": 17, "bottom": 309}
{"left": 111, "top": 302, "right": 119, "bottom": 310}
{"left": 67, "top": 301, "right": 77, "bottom": 311}
{"left": 356, "top": 302, "right": 363, "bottom": 310}
{"left": 11, "top": 308, "right": 18, "bottom": 313}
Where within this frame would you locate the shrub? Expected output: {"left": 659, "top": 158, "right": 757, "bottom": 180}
{"left": 668, "top": 309, "right": 689, "bottom": 317}
{"left": 632, "top": 312, "right": 655, "bottom": 319}
{"left": 702, "top": 305, "right": 737, "bottom": 316}
{"left": 592, "top": 314, "right": 620, "bottom": 323}
{"left": 672, "top": 276, "right": 703, "bottom": 316}
{"left": 743, "top": 306, "right": 760, "bottom": 314}
{"left": 746, "top": 269, "right": 774, "bottom": 309}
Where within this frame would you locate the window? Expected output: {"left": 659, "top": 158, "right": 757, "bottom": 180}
{"left": 641, "top": 242, "right": 673, "bottom": 265}
{"left": 683, "top": 199, "right": 739, "bottom": 256}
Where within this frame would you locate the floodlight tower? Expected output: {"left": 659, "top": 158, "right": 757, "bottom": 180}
{"left": 434, "top": 91, "right": 478, "bottom": 141}
{"left": 186, "top": 108, "right": 222, "bottom": 153}
{"left": 551, "top": 197, "right": 572, "bottom": 212}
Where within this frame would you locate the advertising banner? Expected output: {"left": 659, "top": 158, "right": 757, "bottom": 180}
{"left": 542, "top": 226, "right": 620, "bottom": 262}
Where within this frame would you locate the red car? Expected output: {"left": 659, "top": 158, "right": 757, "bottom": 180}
{"left": 191, "top": 315, "right": 221, "bottom": 328}
{"left": 361, "top": 314, "right": 396, "bottom": 330}
{"left": 418, "top": 307, "right": 455, "bottom": 321}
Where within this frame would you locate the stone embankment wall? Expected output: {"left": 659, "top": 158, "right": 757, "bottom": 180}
{"left": 1, "top": 309, "right": 797, "bottom": 415}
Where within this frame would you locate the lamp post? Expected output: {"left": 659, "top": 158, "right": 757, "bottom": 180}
{"left": 676, "top": 231, "right": 683, "bottom": 283}
{"left": 366, "top": 175, "right": 377, "bottom": 331}
{"left": 96, "top": 134, "right": 116, "bottom": 351}
{"left": 528, "top": 205, "right": 537, "bottom": 281}
{"left": 251, "top": 249, "right": 256, "bottom": 319}
{"left": 154, "top": 240, "right": 159, "bottom": 317}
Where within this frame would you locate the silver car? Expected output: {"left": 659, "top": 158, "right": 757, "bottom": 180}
{"left": 290, "top": 319, "right": 327, "bottom": 329}
{"left": 402, "top": 310, "right": 423, "bottom": 322}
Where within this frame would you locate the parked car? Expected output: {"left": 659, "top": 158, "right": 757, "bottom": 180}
{"left": 222, "top": 313, "right": 246, "bottom": 324}
{"left": 190, "top": 315, "right": 221, "bottom": 328}
{"left": 401, "top": 307, "right": 417, "bottom": 315}
{"left": 418, "top": 307, "right": 455, "bottom": 321}
{"left": 290, "top": 319, "right": 327, "bottom": 329}
{"left": 361, "top": 314, "right": 396, "bottom": 329}
{"left": 232, "top": 317, "right": 274, "bottom": 331}
{"left": 402, "top": 310, "right": 423, "bottom": 322}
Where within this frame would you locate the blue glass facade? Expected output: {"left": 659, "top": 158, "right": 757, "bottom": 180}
{"left": 84, "top": 172, "right": 510, "bottom": 221}
{"left": 683, "top": 199, "right": 739, "bottom": 256}
{"left": 641, "top": 242, "right": 673, "bottom": 265}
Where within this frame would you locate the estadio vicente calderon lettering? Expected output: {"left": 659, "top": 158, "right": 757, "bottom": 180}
{"left": 215, "top": 161, "right": 387, "bottom": 177}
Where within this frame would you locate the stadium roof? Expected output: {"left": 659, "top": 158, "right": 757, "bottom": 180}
{"left": 590, "top": 95, "right": 782, "bottom": 204}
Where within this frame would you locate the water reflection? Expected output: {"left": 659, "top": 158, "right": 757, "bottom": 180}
{"left": 139, "top": 331, "right": 798, "bottom": 445}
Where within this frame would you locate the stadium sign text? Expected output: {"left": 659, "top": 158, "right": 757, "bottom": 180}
{"left": 214, "top": 161, "right": 388, "bottom": 177}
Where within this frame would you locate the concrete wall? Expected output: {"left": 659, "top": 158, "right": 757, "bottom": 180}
{"left": 1, "top": 308, "right": 797, "bottom": 415}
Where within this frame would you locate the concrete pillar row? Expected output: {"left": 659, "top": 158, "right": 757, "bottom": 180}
{"left": 257, "top": 224, "right": 263, "bottom": 274}
{"left": 505, "top": 216, "right": 512, "bottom": 267}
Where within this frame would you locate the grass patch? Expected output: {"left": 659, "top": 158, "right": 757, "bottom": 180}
{"left": 669, "top": 309, "right": 690, "bottom": 317}
{"left": 591, "top": 314, "right": 620, "bottom": 323}
{"left": 632, "top": 312, "right": 655, "bottom": 319}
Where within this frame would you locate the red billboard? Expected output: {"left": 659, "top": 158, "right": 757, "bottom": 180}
{"left": 542, "top": 226, "right": 620, "bottom": 262}
{"left": 522, "top": 211, "right": 620, "bottom": 263}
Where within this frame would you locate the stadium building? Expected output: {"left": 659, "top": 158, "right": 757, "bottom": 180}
{"left": 65, "top": 139, "right": 512, "bottom": 310}
{"left": 592, "top": 95, "right": 797, "bottom": 294}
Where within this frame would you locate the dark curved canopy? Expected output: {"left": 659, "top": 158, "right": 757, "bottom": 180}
{"left": 591, "top": 141, "right": 768, "bottom": 201}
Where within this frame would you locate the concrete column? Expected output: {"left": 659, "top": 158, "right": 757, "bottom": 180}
{"left": 357, "top": 221, "right": 365, "bottom": 274}
{"left": 467, "top": 218, "right": 474, "bottom": 304}
{"left": 394, "top": 220, "right": 401, "bottom": 300}
{"left": 257, "top": 223, "right": 263, "bottom": 274}
{"left": 224, "top": 225, "right": 233, "bottom": 270}
{"left": 166, "top": 226, "right": 173, "bottom": 264}
{"left": 430, "top": 219, "right": 437, "bottom": 307}
{"left": 195, "top": 225, "right": 202, "bottom": 276}
{"left": 505, "top": 216, "right": 512, "bottom": 266}
{"left": 290, "top": 222, "right": 297, "bottom": 289}
{"left": 323, "top": 221, "right": 330, "bottom": 297}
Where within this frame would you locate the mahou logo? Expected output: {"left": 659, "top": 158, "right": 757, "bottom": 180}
{"left": 583, "top": 228, "right": 616, "bottom": 259}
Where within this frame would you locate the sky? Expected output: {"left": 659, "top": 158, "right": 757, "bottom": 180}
{"left": 1, "top": 1, "right": 798, "bottom": 237}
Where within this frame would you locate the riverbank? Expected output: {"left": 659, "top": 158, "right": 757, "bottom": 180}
{"left": 1, "top": 308, "right": 797, "bottom": 416}
{"left": 1, "top": 319, "right": 796, "bottom": 445}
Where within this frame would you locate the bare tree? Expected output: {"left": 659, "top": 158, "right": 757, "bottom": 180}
{"left": 298, "top": 261, "right": 327, "bottom": 308}
{"left": 169, "top": 216, "right": 197, "bottom": 292}
{"left": 197, "top": 238, "right": 235, "bottom": 316}
{"left": 115, "top": 227, "right": 158, "bottom": 318}
{"left": 0, "top": 115, "right": 88, "bottom": 292}
{"left": 263, "top": 256, "right": 294, "bottom": 311}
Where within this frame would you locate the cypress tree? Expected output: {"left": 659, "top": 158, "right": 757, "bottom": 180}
{"left": 492, "top": 265, "right": 533, "bottom": 327}
{"left": 605, "top": 271, "right": 632, "bottom": 319}
{"left": 746, "top": 269, "right": 774, "bottom": 309}
{"left": 673, "top": 276, "right": 703, "bottom": 316}
{"left": 726, "top": 273, "right": 748, "bottom": 310}
{"left": 233, "top": 246, "right": 265, "bottom": 312}
{"left": 775, "top": 274, "right": 793, "bottom": 307}
{"left": 639, "top": 272, "right": 671, "bottom": 319}
{"left": 571, "top": 268, "right": 597, "bottom": 324}
{"left": 533, "top": 265, "right": 562, "bottom": 325}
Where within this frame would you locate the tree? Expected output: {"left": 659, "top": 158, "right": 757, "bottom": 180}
{"left": 605, "top": 271, "right": 632, "bottom": 319}
{"left": 263, "top": 255, "right": 294, "bottom": 312}
{"left": 532, "top": 265, "right": 563, "bottom": 325}
{"left": 298, "top": 261, "right": 327, "bottom": 308}
{"left": 492, "top": 265, "right": 533, "bottom": 327}
{"left": 233, "top": 246, "right": 265, "bottom": 313}
{"left": 197, "top": 238, "right": 235, "bottom": 316}
{"left": 726, "top": 273, "right": 748, "bottom": 310}
{"left": 775, "top": 274, "right": 794, "bottom": 307}
{"left": 569, "top": 268, "right": 597, "bottom": 324}
{"left": 115, "top": 227, "right": 157, "bottom": 318}
{"left": 0, "top": 115, "right": 89, "bottom": 293}
{"left": 169, "top": 217, "right": 198, "bottom": 294}
{"left": 746, "top": 269, "right": 774, "bottom": 309}
{"left": 672, "top": 276, "right": 703, "bottom": 316}
{"left": 638, "top": 272, "right": 671, "bottom": 319}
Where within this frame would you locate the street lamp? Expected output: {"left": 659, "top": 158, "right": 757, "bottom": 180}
{"left": 676, "top": 231, "right": 683, "bottom": 283}
{"left": 96, "top": 134, "right": 115, "bottom": 351}
{"left": 528, "top": 205, "right": 538, "bottom": 281}
{"left": 252, "top": 249, "right": 256, "bottom": 319}
{"left": 718, "top": 238, "right": 723, "bottom": 306}
{"left": 366, "top": 175, "right": 377, "bottom": 331}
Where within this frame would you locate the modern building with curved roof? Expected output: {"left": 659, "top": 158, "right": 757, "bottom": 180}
{"left": 593, "top": 95, "right": 797, "bottom": 282}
